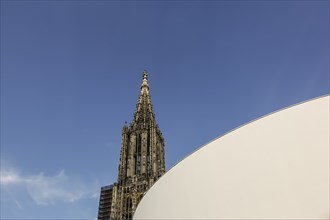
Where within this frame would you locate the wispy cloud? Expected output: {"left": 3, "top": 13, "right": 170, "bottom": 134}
{"left": 1, "top": 168, "right": 22, "bottom": 185}
{"left": 1, "top": 164, "right": 99, "bottom": 206}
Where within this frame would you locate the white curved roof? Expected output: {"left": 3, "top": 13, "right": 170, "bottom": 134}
{"left": 134, "top": 95, "right": 330, "bottom": 220}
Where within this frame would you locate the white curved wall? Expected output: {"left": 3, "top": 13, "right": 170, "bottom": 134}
{"left": 134, "top": 96, "right": 330, "bottom": 220}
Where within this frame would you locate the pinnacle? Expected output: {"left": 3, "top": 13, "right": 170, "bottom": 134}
{"left": 141, "top": 70, "right": 149, "bottom": 89}
{"left": 133, "top": 70, "right": 155, "bottom": 126}
{"left": 143, "top": 70, "right": 148, "bottom": 80}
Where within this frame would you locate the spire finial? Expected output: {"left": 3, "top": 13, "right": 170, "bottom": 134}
{"left": 143, "top": 70, "right": 148, "bottom": 80}
{"left": 141, "top": 70, "right": 149, "bottom": 89}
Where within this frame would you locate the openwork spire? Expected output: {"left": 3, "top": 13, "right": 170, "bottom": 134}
{"left": 133, "top": 70, "right": 154, "bottom": 125}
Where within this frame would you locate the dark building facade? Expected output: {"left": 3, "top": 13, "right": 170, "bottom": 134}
{"left": 98, "top": 185, "right": 115, "bottom": 220}
{"left": 97, "top": 70, "right": 165, "bottom": 220}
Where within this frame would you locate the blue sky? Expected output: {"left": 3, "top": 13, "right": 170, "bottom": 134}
{"left": 1, "top": 0, "right": 329, "bottom": 219}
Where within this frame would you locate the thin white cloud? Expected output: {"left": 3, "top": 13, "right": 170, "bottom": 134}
{"left": 14, "top": 199, "right": 23, "bottom": 209}
{"left": 1, "top": 165, "right": 99, "bottom": 206}
{"left": 0, "top": 169, "right": 22, "bottom": 185}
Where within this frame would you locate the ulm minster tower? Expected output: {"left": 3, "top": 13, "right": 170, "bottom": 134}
{"left": 97, "top": 71, "right": 166, "bottom": 220}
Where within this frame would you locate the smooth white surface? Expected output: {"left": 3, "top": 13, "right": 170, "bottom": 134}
{"left": 134, "top": 96, "right": 330, "bottom": 220}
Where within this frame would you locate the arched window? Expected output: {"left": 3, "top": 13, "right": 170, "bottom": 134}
{"left": 126, "top": 197, "right": 132, "bottom": 210}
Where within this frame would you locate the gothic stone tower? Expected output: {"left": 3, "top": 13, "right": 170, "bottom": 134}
{"left": 97, "top": 70, "right": 165, "bottom": 220}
